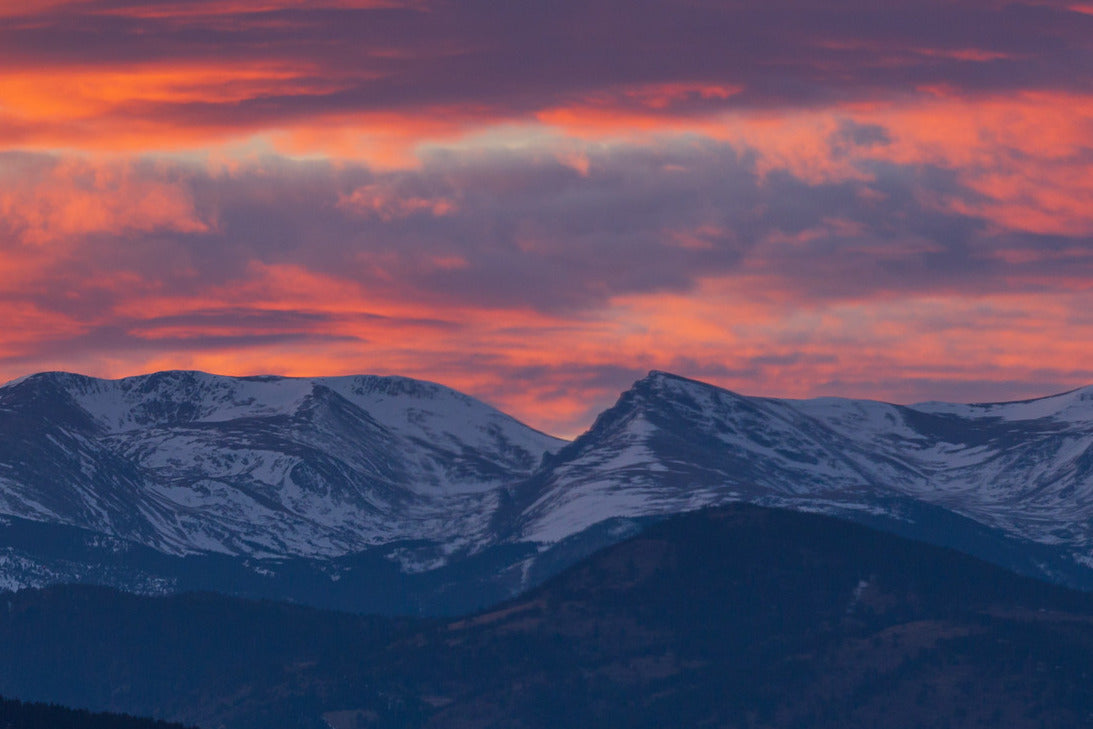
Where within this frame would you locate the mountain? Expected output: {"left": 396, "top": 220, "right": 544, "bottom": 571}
{"left": 0, "top": 370, "right": 562, "bottom": 557}
{"left": 5, "top": 368, "right": 1093, "bottom": 612}
{"left": 3, "top": 505, "right": 1093, "bottom": 729}
{"left": 0, "top": 371, "right": 568, "bottom": 612}
{"left": 507, "top": 371, "right": 1093, "bottom": 589}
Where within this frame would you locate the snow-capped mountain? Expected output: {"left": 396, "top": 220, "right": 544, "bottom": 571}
{"left": 509, "top": 371, "right": 1093, "bottom": 586}
{"left": 5, "top": 368, "right": 1093, "bottom": 612}
{"left": 0, "top": 371, "right": 563, "bottom": 559}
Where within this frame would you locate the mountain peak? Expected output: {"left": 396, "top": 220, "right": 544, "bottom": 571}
{"left": 637, "top": 369, "right": 704, "bottom": 387}
{"left": 624, "top": 371, "right": 753, "bottom": 419}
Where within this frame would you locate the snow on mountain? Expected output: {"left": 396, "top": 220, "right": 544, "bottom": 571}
{"left": 513, "top": 372, "right": 1093, "bottom": 572}
{"left": 6, "top": 367, "right": 1093, "bottom": 609}
{"left": 913, "top": 385, "right": 1093, "bottom": 423}
{"left": 0, "top": 371, "right": 564, "bottom": 559}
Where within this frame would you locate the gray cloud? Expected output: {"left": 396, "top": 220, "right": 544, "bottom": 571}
{"left": 5, "top": 136, "right": 1091, "bottom": 326}
{"left": 2, "top": 0, "right": 1091, "bottom": 132}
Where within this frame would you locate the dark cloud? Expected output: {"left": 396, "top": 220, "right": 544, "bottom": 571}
{"left": 3, "top": 1, "right": 1093, "bottom": 436}
{"left": 0, "top": 323, "right": 360, "bottom": 364}
{"left": 125, "top": 307, "right": 459, "bottom": 333}
{"left": 829, "top": 120, "right": 891, "bottom": 156}
{"left": 1, "top": 0, "right": 1091, "bottom": 134}
{"left": 5, "top": 136, "right": 1092, "bottom": 326}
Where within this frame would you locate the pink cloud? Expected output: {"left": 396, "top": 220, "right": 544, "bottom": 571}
{"left": 1, "top": 0, "right": 1092, "bottom": 435}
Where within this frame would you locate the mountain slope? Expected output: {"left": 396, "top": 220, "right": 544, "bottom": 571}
{"left": 3, "top": 505, "right": 1093, "bottom": 729}
{"left": 404, "top": 505, "right": 1093, "bottom": 729}
{"left": 6, "top": 368, "right": 1093, "bottom": 610}
{"left": 0, "top": 695, "right": 194, "bottom": 729}
{"left": 0, "top": 370, "right": 562, "bottom": 560}
{"left": 509, "top": 371, "right": 1093, "bottom": 588}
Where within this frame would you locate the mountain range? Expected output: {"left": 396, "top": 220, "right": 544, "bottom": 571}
{"left": 3, "top": 369, "right": 1093, "bottom": 612}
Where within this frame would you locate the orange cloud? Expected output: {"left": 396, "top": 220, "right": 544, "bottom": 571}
{"left": 3, "top": 251, "right": 1093, "bottom": 437}
{"left": 0, "top": 157, "right": 208, "bottom": 245}
{"left": 0, "top": 0, "right": 420, "bottom": 18}
{"left": 1, "top": 126, "right": 1091, "bottom": 437}
{"left": 0, "top": 64, "right": 332, "bottom": 113}
{"left": 266, "top": 111, "right": 488, "bottom": 167}
{"left": 1, "top": 0, "right": 1092, "bottom": 444}
{"left": 0, "top": 0, "right": 93, "bottom": 16}
{"left": 605, "top": 279, "right": 1093, "bottom": 403}
{"left": 338, "top": 184, "right": 455, "bottom": 220}
{"left": 90, "top": 0, "right": 423, "bottom": 18}
{"left": 0, "top": 61, "right": 370, "bottom": 155}
{"left": 539, "top": 91, "right": 1093, "bottom": 236}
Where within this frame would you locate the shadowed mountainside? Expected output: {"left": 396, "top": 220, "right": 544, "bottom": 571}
{"left": 0, "top": 695, "right": 194, "bottom": 729}
{"left": 2, "top": 505, "right": 1093, "bottom": 728}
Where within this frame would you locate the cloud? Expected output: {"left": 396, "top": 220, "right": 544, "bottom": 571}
{"left": 1, "top": 0, "right": 1091, "bottom": 156}
{"left": 2, "top": 0, "right": 1093, "bottom": 434}
{"left": 1, "top": 130, "right": 1093, "bottom": 435}
{"left": 0, "top": 154, "right": 209, "bottom": 247}
{"left": 1, "top": 131, "right": 1090, "bottom": 322}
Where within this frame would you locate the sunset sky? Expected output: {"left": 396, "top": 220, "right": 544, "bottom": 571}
{"left": 2, "top": 0, "right": 1093, "bottom": 436}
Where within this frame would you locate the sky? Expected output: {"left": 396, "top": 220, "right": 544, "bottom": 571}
{"left": 1, "top": 0, "right": 1093, "bottom": 436}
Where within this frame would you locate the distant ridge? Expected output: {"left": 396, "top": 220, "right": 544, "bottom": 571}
{"left": 3, "top": 368, "right": 1093, "bottom": 612}
{"left": 510, "top": 369, "right": 1093, "bottom": 589}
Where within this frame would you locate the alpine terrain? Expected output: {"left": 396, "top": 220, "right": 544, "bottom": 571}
{"left": 4, "top": 505, "right": 1093, "bottom": 729}
{"left": 3, "top": 369, "right": 1093, "bottom": 611}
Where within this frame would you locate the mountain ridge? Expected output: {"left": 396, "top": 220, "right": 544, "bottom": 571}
{"left": 5, "top": 368, "right": 1093, "bottom": 611}
{"left": 0, "top": 369, "right": 565, "bottom": 558}
{"left": 517, "top": 369, "right": 1093, "bottom": 542}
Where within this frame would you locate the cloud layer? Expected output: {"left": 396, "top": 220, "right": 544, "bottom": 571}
{"left": 1, "top": 0, "right": 1092, "bottom": 434}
